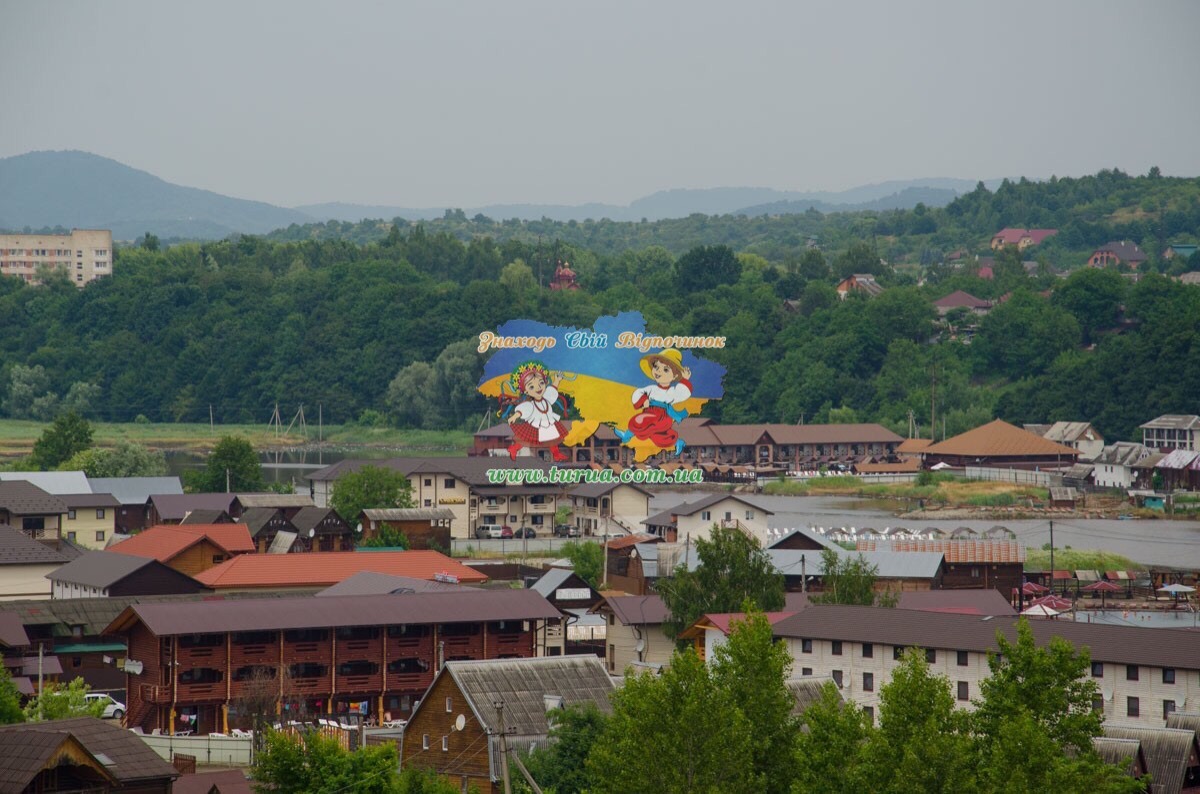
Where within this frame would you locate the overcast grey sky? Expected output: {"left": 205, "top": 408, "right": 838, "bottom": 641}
{"left": 3, "top": 0, "right": 1198, "bottom": 208}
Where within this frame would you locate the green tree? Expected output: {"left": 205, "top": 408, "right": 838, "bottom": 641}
{"left": 60, "top": 381, "right": 101, "bottom": 418}
{"left": 29, "top": 412, "right": 93, "bottom": 471}
{"left": 184, "top": 436, "right": 264, "bottom": 493}
{"left": 711, "top": 608, "right": 799, "bottom": 794}
{"left": 659, "top": 525, "right": 784, "bottom": 639}
{"left": 796, "top": 248, "right": 830, "bottom": 282}
{"left": 675, "top": 244, "right": 742, "bottom": 293}
{"left": 251, "top": 729, "right": 409, "bottom": 793}
{"left": 62, "top": 441, "right": 168, "bottom": 477}
{"left": 357, "top": 525, "right": 410, "bottom": 549}
{"left": 793, "top": 683, "right": 872, "bottom": 793}
{"left": 810, "top": 549, "right": 898, "bottom": 607}
{"left": 833, "top": 241, "right": 883, "bottom": 279}
{"left": 520, "top": 703, "right": 609, "bottom": 794}
{"left": 561, "top": 541, "right": 603, "bottom": 589}
{"left": 587, "top": 648, "right": 758, "bottom": 793}
{"left": 141, "top": 232, "right": 159, "bottom": 251}
{"left": 0, "top": 664, "right": 25, "bottom": 724}
{"left": 859, "top": 649, "right": 974, "bottom": 794}
{"left": 1051, "top": 267, "right": 1127, "bottom": 345}
{"left": 3, "top": 364, "right": 53, "bottom": 419}
{"left": 23, "top": 677, "right": 106, "bottom": 721}
{"left": 797, "top": 280, "right": 837, "bottom": 315}
{"left": 330, "top": 465, "right": 414, "bottom": 529}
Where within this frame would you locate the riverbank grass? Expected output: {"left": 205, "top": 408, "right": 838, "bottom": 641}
{"left": 762, "top": 474, "right": 1048, "bottom": 505}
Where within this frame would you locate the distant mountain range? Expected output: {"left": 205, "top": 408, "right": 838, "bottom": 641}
{"left": 0, "top": 150, "right": 1000, "bottom": 240}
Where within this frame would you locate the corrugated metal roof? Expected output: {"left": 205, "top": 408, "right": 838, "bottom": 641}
{"left": 88, "top": 477, "right": 183, "bottom": 505}
{"left": 234, "top": 493, "right": 315, "bottom": 509}
{"left": 1102, "top": 725, "right": 1195, "bottom": 794}
{"left": 107, "top": 524, "right": 254, "bottom": 563}
{"left": 108, "top": 589, "right": 560, "bottom": 635}
{"left": 194, "top": 550, "right": 488, "bottom": 588}
{"left": 1043, "top": 422, "right": 1102, "bottom": 444}
{"left": 1092, "top": 737, "right": 1144, "bottom": 777}
{"left": 786, "top": 677, "right": 839, "bottom": 716}
{"left": 0, "top": 471, "right": 91, "bottom": 495}
{"left": 361, "top": 508, "right": 455, "bottom": 521}
{"left": 1139, "top": 415, "right": 1200, "bottom": 431}
{"left": 59, "top": 493, "right": 122, "bottom": 509}
{"left": 1156, "top": 450, "right": 1200, "bottom": 470}
{"left": 773, "top": 605, "right": 1200, "bottom": 671}
{"left": 147, "top": 494, "right": 236, "bottom": 520}
{"left": 604, "top": 595, "right": 670, "bottom": 625}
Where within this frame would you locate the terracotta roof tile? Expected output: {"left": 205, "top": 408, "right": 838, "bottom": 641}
{"left": 193, "top": 550, "right": 488, "bottom": 588}
{"left": 856, "top": 538, "right": 1025, "bottom": 563}
{"left": 106, "top": 524, "right": 253, "bottom": 563}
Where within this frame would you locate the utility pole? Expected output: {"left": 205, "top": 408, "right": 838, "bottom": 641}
{"left": 801, "top": 554, "right": 807, "bottom": 594}
{"left": 1049, "top": 519, "right": 1055, "bottom": 593}
{"left": 494, "top": 700, "right": 512, "bottom": 794}
{"left": 930, "top": 362, "right": 937, "bottom": 441}
{"left": 318, "top": 403, "right": 323, "bottom": 443}
{"left": 37, "top": 643, "right": 44, "bottom": 720}
{"left": 209, "top": 404, "right": 214, "bottom": 432}
{"left": 226, "top": 468, "right": 231, "bottom": 494}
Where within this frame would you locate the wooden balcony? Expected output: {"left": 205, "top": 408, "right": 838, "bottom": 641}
{"left": 140, "top": 684, "right": 170, "bottom": 705}
{"left": 283, "top": 641, "right": 332, "bottom": 664}
{"left": 176, "top": 646, "right": 221, "bottom": 666}
{"left": 176, "top": 681, "right": 224, "bottom": 702}
{"left": 230, "top": 643, "right": 275, "bottom": 663}
{"left": 386, "top": 670, "right": 434, "bottom": 692}
{"left": 335, "top": 673, "right": 382, "bottom": 695}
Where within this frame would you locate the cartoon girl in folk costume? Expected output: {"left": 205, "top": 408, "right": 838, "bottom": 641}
{"left": 500, "top": 360, "right": 571, "bottom": 461}
{"left": 614, "top": 348, "right": 691, "bottom": 455}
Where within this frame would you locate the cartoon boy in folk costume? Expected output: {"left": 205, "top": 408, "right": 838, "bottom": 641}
{"left": 614, "top": 348, "right": 691, "bottom": 455}
{"left": 501, "top": 361, "right": 571, "bottom": 461}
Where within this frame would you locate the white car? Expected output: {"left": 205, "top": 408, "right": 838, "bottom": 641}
{"left": 85, "top": 693, "right": 125, "bottom": 720}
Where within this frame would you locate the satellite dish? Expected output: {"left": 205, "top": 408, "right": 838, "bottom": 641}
{"left": 308, "top": 528, "right": 316, "bottom": 538}
{"left": 454, "top": 714, "right": 466, "bottom": 732}
{"left": 355, "top": 523, "right": 363, "bottom": 533}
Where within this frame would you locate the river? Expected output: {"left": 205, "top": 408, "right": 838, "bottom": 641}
{"left": 651, "top": 492, "right": 1200, "bottom": 569}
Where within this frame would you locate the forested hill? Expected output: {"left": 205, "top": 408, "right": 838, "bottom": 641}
{"left": 267, "top": 169, "right": 1200, "bottom": 265}
{"left": 0, "top": 203, "right": 1197, "bottom": 443}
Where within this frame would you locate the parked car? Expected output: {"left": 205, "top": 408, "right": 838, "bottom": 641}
{"left": 514, "top": 527, "right": 537, "bottom": 538}
{"left": 553, "top": 524, "right": 580, "bottom": 538}
{"left": 84, "top": 693, "right": 125, "bottom": 720}
{"left": 475, "top": 524, "right": 505, "bottom": 539}
{"left": 500, "top": 526, "right": 514, "bottom": 539}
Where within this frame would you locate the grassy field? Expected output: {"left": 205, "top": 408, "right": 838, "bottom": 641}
{"left": 1024, "top": 548, "right": 1142, "bottom": 572}
{"left": 762, "top": 474, "right": 1049, "bottom": 505}
{"left": 0, "top": 419, "right": 473, "bottom": 457}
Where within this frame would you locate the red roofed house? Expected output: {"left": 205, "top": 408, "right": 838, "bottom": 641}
{"left": 921, "top": 419, "right": 1079, "bottom": 471}
{"left": 193, "top": 550, "right": 488, "bottom": 593}
{"left": 106, "top": 524, "right": 255, "bottom": 577}
{"left": 1087, "top": 241, "right": 1148, "bottom": 270}
{"left": 990, "top": 228, "right": 1058, "bottom": 250}
{"left": 835, "top": 273, "right": 884, "bottom": 299}
{"left": 934, "top": 290, "right": 992, "bottom": 316}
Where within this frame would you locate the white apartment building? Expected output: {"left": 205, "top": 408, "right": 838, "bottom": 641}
{"left": 0, "top": 229, "right": 113, "bottom": 286}
{"left": 1141, "top": 414, "right": 1200, "bottom": 453}
{"left": 1092, "top": 442, "right": 1154, "bottom": 489}
{"left": 774, "top": 605, "right": 1200, "bottom": 727}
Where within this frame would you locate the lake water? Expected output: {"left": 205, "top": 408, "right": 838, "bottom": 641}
{"left": 164, "top": 447, "right": 393, "bottom": 488}
{"left": 651, "top": 492, "right": 1200, "bottom": 569}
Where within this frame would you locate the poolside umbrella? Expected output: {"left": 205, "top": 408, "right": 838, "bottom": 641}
{"left": 1158, "top": 583, "right": 1196, "bottom": 606}
{"left": 1021, "top": 581, "right": 1049, "bottom": 596}
{"left": 1021, "top": 604, "right": 1060, "bottom": 618}
{"left": 1029, "top": 595, "right": 1073, "bottom": 612}
{"left": 1082, "top": 579, "right": 1122, "bottom": 609}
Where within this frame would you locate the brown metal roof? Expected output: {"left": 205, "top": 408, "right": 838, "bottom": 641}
{"left": 923, "top": 419, "right": 1079, "bottom": 458}
{"left": 774, "top": 605, "right": 1200, "bottom": 670}
{"left": 59, "top": 493, "right": 121, "bottom": 509}
{"left": 602, "top": 594, "right": 670, "bottom": 625}
{"left": 234, "top": 493, "right": 315, "bottom": 509}
{"left": 47, "top": 550, "right": 156, "bottom": 587}
{"left": 0, "top": 481, "right": 68, "bottom": 515}
{"left": 0, "top": 524, "right": 70, "bottom": 566}
{"left": 147, "top": 493, "right": 236, "bottom": 521}
{"left": 0, "top": 613, "right": 29, "bottom": 648}
{"left": 106, "top": 589, "right": 561, "bottom": 636}
{"left": 856, "top": 539, "right": 1025, "bottom": 563}
{"left": 0, "top": 717, "right": 178, "bottom": 787}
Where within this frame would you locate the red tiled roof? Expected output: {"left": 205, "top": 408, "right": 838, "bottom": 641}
{"left": 193, "top": 550, "right": 488, "bottom": 588}
{"left": 934, "top": 290, "right": 990, "bottom": 309}
{"left": 856, "top": 538, "right": 1025, "bottom": 563}
{"left": 605, "top": 534, "right": 658, "bottom": 551}
{"left": 923, "top": 419, "right": 1079, "bottom": 459}
{"left": 107, "top": 524, "right": 253, "bottom": 563}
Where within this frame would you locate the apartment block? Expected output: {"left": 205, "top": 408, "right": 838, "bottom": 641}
{"left": 0, "top": 229, "right": 113, "bottom": 286}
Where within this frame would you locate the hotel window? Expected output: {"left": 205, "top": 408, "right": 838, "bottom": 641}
{"left": 801, "top": 667, "right": 812, "bottom": 676}
{"left": 831, "top": 670, "right": 843, "bottom": 688}
{"left": 423, "top": 479, "right": 431, "bottom": 487}
{"left": 445, "top": 697, "right": 453, "bottom": 712}
{"left": 444, "top": 479, "right": 455, "bottom": 489}
{"left": 701, "top": 511, "right": 711, "bottom": 521}
{"left": 68, "top": 510, "right": 77, "bottom": 520}
{"left": 95, "top": 531, "right": 105, "bottom": 542}
{"left": 1162, "top": 668, "right": 1175, "bottom": 684}
{"left": 422, "top": 734, "right": 429, "bottom": 750}
{"left": 801, "top": 639, "right": 812, "bottom": 654}
{"left": 1163, "top": 700, "right": 1176, "bottom": 720}
{"left": 1126, "top": 665, "right": 1138, "bottom": 681}
{"left": 1126, "top": 697, "right": 1139, "bottom": 718}
{"left": 1091, "top": 662, "right": 1103, "bottom": 677}
{"left": 862, "top": 672, "right": 874, "bottom": 692}
{"left": 957, "top": 651, "right": 969, "bottom": 667}
{"left": 925, "top": 649, "right": 936, "bottom": 664}
{"left": 862, "top": 643, "right": 873, "bottom": 659}
{"left": 957, "top": 682, "right": 969, "bottom": 701}
{"left": 832, "top": 641, "right": 842, "bottom": 656}
{"left": 96, "top": 509, "right": 105, "bottom": 519}
{"left": 893, "top": 646, "right": 906, "bottom": 661}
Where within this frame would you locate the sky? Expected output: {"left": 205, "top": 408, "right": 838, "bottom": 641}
{"left": 2, "top": 0, "right": 1199, "bottom": 208}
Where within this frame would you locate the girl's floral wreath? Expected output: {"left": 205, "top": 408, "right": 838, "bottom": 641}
{"left": 496, "top": 361, "right": 575, "bottom": 421}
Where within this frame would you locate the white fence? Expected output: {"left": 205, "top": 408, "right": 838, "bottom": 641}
{"left": 964, "top": 466, "right": 1062, "bottom": 487}
{"left": 140, "top": 733, "right": 253, "bottom": 766}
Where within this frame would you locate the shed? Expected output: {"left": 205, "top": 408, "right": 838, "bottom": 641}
{"left": 1049, "top": 487, "right": 1078, "bottom": 508}
{"left": 1102, "top": 724, "right": 1198, "bottom": 794}
{"left": 360, "top": 508, "right": 453, "bottom": 551}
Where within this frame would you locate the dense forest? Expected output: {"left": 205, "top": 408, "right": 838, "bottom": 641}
{"left": 1, "top": 170, "right": 1198, "bottom": 442}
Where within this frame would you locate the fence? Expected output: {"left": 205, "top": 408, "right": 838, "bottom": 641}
{"left": 139, "top": 734, "right": 252, "bottom": 767}
{"left": 964, "top": 466, "right": 1063, "bottom": 487}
